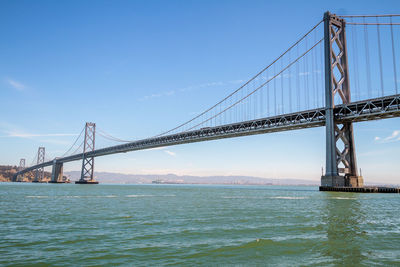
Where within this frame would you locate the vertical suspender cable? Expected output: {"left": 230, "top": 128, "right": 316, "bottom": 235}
{"left": 252, "top": 80, "right": 254, "bottom": 119}
{"left": 266, "top": 69, "right": 270, "bottom": 116}
{"left": 304, "top": 38, "right": 308, "bottom": 109}
{"left": 297, "top": 44, "right": 300, "bottom": 111}
{"left": 274, "top": 64, "right": 277, "bottom": 115}
{"left": 376, "top": 17, "right": 384, "bottom": 96}
{"left": 313, "top": 30, "right": 318, "bottom": 108}
{"left": 320, "top": 40, "right": 324, "bottom": 106}
{"left": 247, "top": 83, "right": 250, "bottom": 120}
{"left": 259, "top": 72, "right": 262, "bottom": 117}
{"left": 303, "top": 48, "right": 308, "bottom": 109}
{"left": 241, "top": 78, "right": 243, "bottom": 121}
{"left": 312, "top": 31, "right": 317, "bottom": 108}
{"left": 281, "top": 59, "right": 284, "bottom": 114}
{"left": 351, "top": 19, "right": 360, "bottom": 101}
{"left": 289, "top": 50, "right": 292, "bottom": 113}
{"left": 364, "top": 16, "right": 372, "bottom": 98}
{"left": 390, "top": 16, "right": 398, "bottom": 94}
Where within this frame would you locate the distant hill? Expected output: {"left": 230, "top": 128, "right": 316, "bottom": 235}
{"left": 2, "top": 165, "right": 318, "bottom": 185}
{"left": 0, "top": 165, "right": 53, "bottom": 182}
{"left": 1, "top": 165, "right": 397, "bottom": 186}
{"left": 65, "top": 171, "right": 319, "bottom": 185}
{"left": 0, "top": 165, "right": 68, "bottom": 182}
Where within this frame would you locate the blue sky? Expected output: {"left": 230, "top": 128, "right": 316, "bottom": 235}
{"left": 1, "top": 0, "right": 399, "bottom": 183}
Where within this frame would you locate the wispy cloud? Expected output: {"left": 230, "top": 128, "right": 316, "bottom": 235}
{"left": 139, "top": 79, "right": 245, "bottom": 102}
{"left": 36, "top": 139, "right": 72, "bottom": 145}
{"left": 385, "top": 130, "right": 400, "bottom": 141}
{"left": 6, "top": 79, "right": 26, "bottom": 91}
{"left": 139, "top": 90, "right": 176, "bottom": 101}
{"left": 0, "top": 132, "right": 78, "bottom": 138}
{"left": 374, "top": 130, "right": 400, "bottom": 143}
{"left": 164, "top": 150, "right": 176, "bottom": 157}
{"left": 147, "top": 147, "right": 165, "bottom": 151}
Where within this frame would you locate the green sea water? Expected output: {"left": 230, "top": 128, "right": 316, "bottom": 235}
{"left": 0, "top": 183, "right": 399, "bottom": 266}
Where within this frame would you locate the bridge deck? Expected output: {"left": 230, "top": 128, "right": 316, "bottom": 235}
{"left": 16, "top": 94, "right": 400, "bottom": 176}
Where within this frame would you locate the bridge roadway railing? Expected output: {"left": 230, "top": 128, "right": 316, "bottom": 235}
{"left": 16, "top": 94, "right": 400, "bottom": 177}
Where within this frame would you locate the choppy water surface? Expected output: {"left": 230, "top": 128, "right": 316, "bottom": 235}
{"left": 0, "top": 183, "right": 399, "bottom": 266}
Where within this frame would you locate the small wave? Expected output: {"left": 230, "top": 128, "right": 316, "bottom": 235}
{"left": 270, "top": 196, "right": 307, "bottom": 199}
{"left": 330, "top": 197, "right": 356, "bottom": 200}
{"left": 221, "top": 196, "right": 260, "bottom": 199}
{"left": 62, "top": 195, "right": 118, "bottom": 198}
{"left": 26, "top": 196, "right": 48, "bottom": 198}
{"left": 222, "top": 196, "right": 307, "bottom": 199}
{"left": 125, "top": 194, "right": 175, "bottom": 198}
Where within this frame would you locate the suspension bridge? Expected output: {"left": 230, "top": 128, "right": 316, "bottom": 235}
{"left": 12, "top": 12, "right": 400, "bottom": 189}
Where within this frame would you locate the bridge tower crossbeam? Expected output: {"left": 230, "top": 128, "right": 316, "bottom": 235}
{"left": 321, "top": 12, "right": 363, "bottom": 187}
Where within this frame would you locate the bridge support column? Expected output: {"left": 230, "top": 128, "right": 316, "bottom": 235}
{"left": 50, "top": 160, "right": 64, "bottom": 183}
{"left": 321, "top": 12, "right": 363, "bottom": 188}
{"left": 76, "top": 122, "right": 98, "bottom": 184}
{"left": 33, "top": 147, "right": 45, "bottom": 183}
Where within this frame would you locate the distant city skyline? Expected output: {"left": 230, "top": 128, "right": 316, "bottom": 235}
{"left": 1, "top": 0, "right": 399, "bottom": 183}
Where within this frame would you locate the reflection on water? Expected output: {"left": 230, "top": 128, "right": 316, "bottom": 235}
{"left": 321, "top": 193, "right": 367, "bottom": 265}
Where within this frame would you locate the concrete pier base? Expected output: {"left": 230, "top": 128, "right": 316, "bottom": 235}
{"left": 321, "top": 175, "right": 345, "bottom": 187}
{"left": 75, "top": 180, "right": 99, "bottom": 184}
{"left": 51, "top": 161, "right": 64, "bottom": 183}
{"left": 346, "top": 176, "right": 364, "bottom": 187}
{"left": 321, "top": 175, "right": 364, "bottom": 188}
{"left": 320, "top": 186, "right": 400, "bottom": 193}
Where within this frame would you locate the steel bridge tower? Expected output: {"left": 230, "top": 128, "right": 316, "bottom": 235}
{"left": 15, "top": 158, "right": 26, "bottom": 182}
{"left": 76, "top": 122, "right": 98, "bottom": 184}
{"left": 321, "top": 12, "right": 363, "bottom": 187}
{"left": 33, "top": 147, "right": 45, "bottom": 182}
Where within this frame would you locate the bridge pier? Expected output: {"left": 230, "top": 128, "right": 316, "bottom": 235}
{"left": 321, "top": 12, "right": 363, "bottom": 188}
{"left": 49, "top": 160, "right": 64, "bottom": 183}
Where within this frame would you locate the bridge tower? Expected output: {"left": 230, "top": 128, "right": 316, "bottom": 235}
{"left": 15, "top": 158, "right": 26, "bottom": 182}
{"left": 18, "top": 158, "right": 26, "bottom": 171}
{"left": 33, "top": 147, "right": 45, "bottom": 183}
{"left": 76, "top": 122, "right": 98, "bottom": 184}
{"left": 321, "top": 12, "right": 363, "bottom": 187}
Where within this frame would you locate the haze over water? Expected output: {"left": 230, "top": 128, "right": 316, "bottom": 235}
{"left": 0, "top": 183, "right": 399, "bottom": 266}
